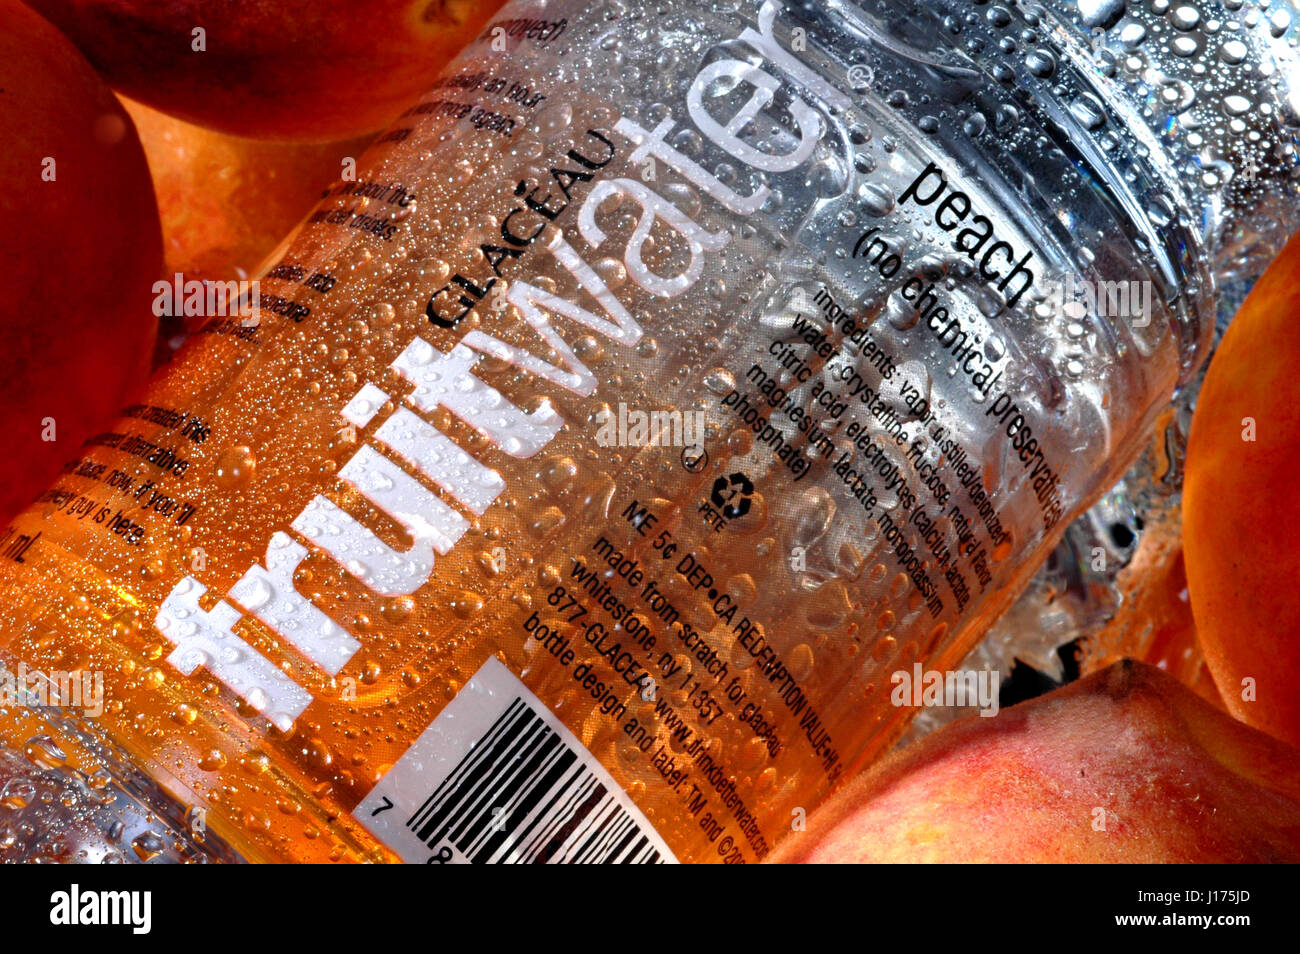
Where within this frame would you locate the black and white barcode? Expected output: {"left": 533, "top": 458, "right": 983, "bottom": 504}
{"left": 407, "top": 696, "right": 666, "bottom": 863}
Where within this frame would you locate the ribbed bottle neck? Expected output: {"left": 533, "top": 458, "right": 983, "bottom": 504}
{"left": 1038, "top": 0, "right": 1300, "bottom": 279}
{"left": 813, "top": 0, "right": 1298, "bottom": 380}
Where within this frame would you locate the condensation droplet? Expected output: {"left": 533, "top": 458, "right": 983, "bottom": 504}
{"left": 1171, "top": 6, "right": 1201, "bottom": 31}
{"left": 857, "top": 182, "right": 896, "bottom": 216}
{"left": 215, "top": 446, "right": 257, "bottom": 489}
{"left": 1077, "top": 0, "right": 1126, "bottom": 30}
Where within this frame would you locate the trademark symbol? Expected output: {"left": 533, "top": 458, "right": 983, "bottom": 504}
{"left": 681, "top": 445, "right": 709, "bottom": 473}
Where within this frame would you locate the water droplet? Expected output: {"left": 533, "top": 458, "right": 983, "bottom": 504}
{"left": 594, "top": 257, "right": 626, "bottom": 288}
{"left": 807, "top": 158, "right": 846, "bottom": 198}
{"left": 886, "top": 295, "right": 920, "bottom": 331}
{"left": 962, "top": 112, "right": 988, "bottom": 136}
{"left": 240, "top": 576, "right": 274, "bottom": 610}
{"left": 537, "top": 103, "right": 573, "bottom": 139}
{"left": 539, "top": 456, "right": 579, "bottom": 494}
{"left": 0, "top": 779, "right": 35, "bottom": 811}
{"left": 131, "top": 832, "right": 166, "bottom": 862}
{"left": 528, "top": 507, "right": 565, "bottom": 537}
{"left": 791, "top": 488, "right": 835, "bottom": 547}
{"left": 1160, "top": 79, "right": 1197, "bottom": 113}
{"left": 24, "top": 736, "right": 67, "bottom": 770}
{"left": 1070, "top": 94, "right": 1107, "bottom": 128}
{"left": 1223, "top": 94, "right": 1253, "bottom": 116}
{"left": 703, "top": 368, "right": 735, "bottom": 394}
{"left": 1118, "top": 22, "right": 1147, "bottom": 47}
{"left": 198, "top": 750, "right": 227, "bottom": 771}
{"left": 380, "top": 596, "right": 415, "bottom": 623}
{"left": 987, "top": 6, "right": 1013, "bottom": 28}
{"left": 788, "top": 644, "right": 815, "bottom": 680}
{"left": 1077, "top": 0, "right": 1126, "bottom": 30}
{"left": 1147, "top": 195, "right": 1176, "bottom": 226}
{"left": 857, "top": 182, "right": 896, "bottom": 217}
{"left": 1025, "top": 49, "right": 1057, "bottom": 77}
{"left": 1219, "top": 39, "right": 1248, "bottom": 64}
{"left": 215, "top": 446, "right": 257, "bottom": 489}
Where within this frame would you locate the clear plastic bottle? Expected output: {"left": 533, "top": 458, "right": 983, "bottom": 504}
{"left": 0, "top": 0, "right": 1295, "bottom": 863}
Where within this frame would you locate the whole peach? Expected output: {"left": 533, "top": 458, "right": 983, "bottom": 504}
{"left": 0, "top": 0, "right": 161, "bottom": 522}
{"left": 770, "top": 661, "right": 1300, "bottom": 863}
{"left": 1183, "top": 231, "right": 1300, "bottom": 748}
{"left": 25, "top": 0, "right": 507, "bottom": 141}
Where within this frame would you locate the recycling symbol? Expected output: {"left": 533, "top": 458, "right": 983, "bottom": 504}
{"left": 711, "top": 472, "right": 754, "bottom": 520}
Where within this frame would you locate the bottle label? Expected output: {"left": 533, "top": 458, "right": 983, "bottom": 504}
{"left": 354, "top": 656, "right": 675, "bottom": 864}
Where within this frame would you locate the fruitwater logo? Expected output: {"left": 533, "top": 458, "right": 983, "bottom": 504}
{"left": 154, "top": 0, "right": 840, "bottom": 728}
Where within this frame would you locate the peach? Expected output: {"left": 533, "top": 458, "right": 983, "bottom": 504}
{"left": 24, "top": 0, "right": 507, "bottom": 141}
{"left": 121, "top": 97, "right": 372, "bottom": 284}
{"left": 770, "top": 661, "right": 1300, "bottom": 863}
{"left": 0, "top": 0, "right": 161, "bottom": 522}
{"left": 1183, "top": 231, "right": 1300, "bottom": 748}
{"left": 1083, "top": 508, "right": 1222, "bottom": 708}
{"left": 121, "top": 97, "right": 372, "bottom": 366}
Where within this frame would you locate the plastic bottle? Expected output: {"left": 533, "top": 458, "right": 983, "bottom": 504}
{"left": 0, "top": 0, "right": 1295, "bottom": 863}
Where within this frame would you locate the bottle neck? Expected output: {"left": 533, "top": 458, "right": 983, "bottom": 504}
{"left": 1040, "top": 0, "right": 1300, "bottom": 278}
{"left": 815, "top": 0, "right": 1298, "bottom": 381}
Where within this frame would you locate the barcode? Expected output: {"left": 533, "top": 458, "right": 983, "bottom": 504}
{"left": 354, "top": 656, "right": 676, "bottom": 863}
{"left": 409, "top": 697, "right": 664, "bottom": 863}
